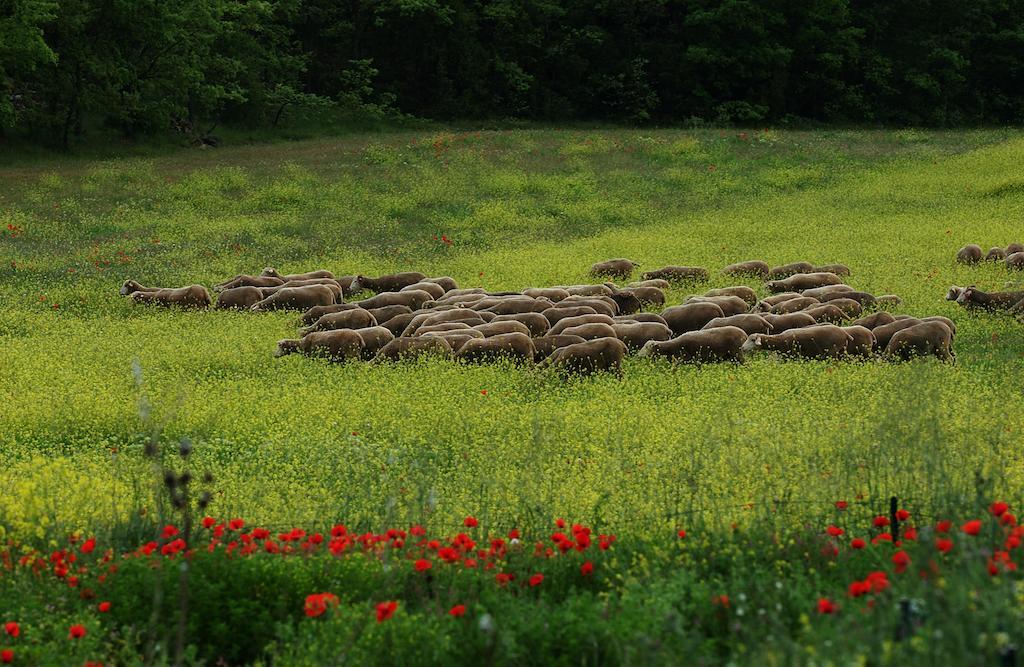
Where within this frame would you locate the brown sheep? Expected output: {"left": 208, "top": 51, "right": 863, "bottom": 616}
{"left": 1007, "top": 243, "right": 1024, "bottom": 255}
{"left": 813, "top": 263, "right": 851, "bottom": 276}
{"left": 956, "top": 286, "right": 1024, "bottom": 311}
{"left": 802, "top": 304, "right": 847, "bottom": 324}
{"left": 435, "top": 288, "right": 487, "bottom": 303}
{"left": 920, "top": 316, "right": 956, "bottom": 337}
{"left": 120, "top": 281, "right": 212, "bottom": 309}
{"left": 801, "top": 284, "right": 854, "bottom": 300}
{"left": 531, "top": 334, "right": 587, "bottom": 362}
{"left": 492, "top": 313, "right": 551, "bottom": 336}
{"left": 617, "top": 286, "right": 666, "bottom": 308}
{"left": 723, "top": 260, "right": 770, "bottom": 278}
{"left": 215, "top": 286, "right": 264, "bottom": 310}
{"left": 757, "top": 292, "right": 802, "bottom": 308}
{"left": 420, "top": 330, "right": 484, "bottom": 352}
{"left": 300, "top": 308, "right": 377, "bottom": 335}
{"left": 852, "top": 311, "right": 897, "bottom": 330}
{"left": 352, "top": 326, "right": 396, "bottom": 360}
{"left": 372, "top": 336, "right": 453, "bottom": 362}
{"left": 483, "top": 296, "right": 554, "bottom": 316}
{"left": 685, "top": 295, "right": 749, "bottom": 316}
{"left": 367, "top": 305, "right": 413, "bottom": 325}
{"left": 403, "top": 309, "right": 486, "bottom": 336}
{"left": 820, "top": 298, "right": 863, "bottom": 319}
{"left": 766, "top": 272, "right": 843, "bottom": 293}
{"left": 357, "top": 289, "right": 434, "bottom": 311}
{"left": 548, "top": 314, "right": 615, "bottom": 337}
{"left": 523, "top": 287, "right": 570, "bottom": 302}
{"left": 767, "top": 262, "right": 815, "bottom": 279}
{"left": 761, "top": 312, "right": 817, "bottom": 333}
{"left": 642, "top": 266, "right": 709, "bottom": 283}
{"left": 842, "top": 325, "right": 876, "bottom": 358}
{"left": 401, "top": 282, "right": 446, "bottom": 299}
{"left": 472, "top": 321, "right": 532, "bottom": 337}
{"left": 945, "top": 286, "right": 965, "bottom": 302}
{"left": 301, "top": 303, "right": 362, "bottom": 325}
{"left": 262, "top": 267, "right": 335, "bottom": 281}
{"left": 415, "top": 322, "right": 474, "bottom": 336}
{"left": 424, "top": 276, "right": 459, "bottom": 292}
{"left": 741, "top": 325, "right": 852, "bottom": 359}
{"left": 336, "top": 276, "right": 359, "bottom": 298}
{"left": 628, "top": 279, "right": 671, "bottom": 290}
{"left": 213, "top": 274, "right": 284, "bottom": 291}
{"left": 820, "top": 290, "right": 877, "bottom": 307}
{"left": 350, "top": 272, "right": 428, "bottom": 293}
{"left": 705, "top": 286, "right": 758, "bottom": 306}
{"left": 661, "top": 302, "right": 725, "bottom": 336}
{"left": 614, "top": 312, "right": 668, "bottom": 326}
{"left": 559, "top": 295, "right": 618, "bottom": 316}
{"left": 276, "top": 330, "right": 363, "bottom": 362}
{"left": 605, "top": 290, "right": 644, "bottom": 315}
{"left": 871, "top": 318, "right": 923, "bottom": 350}
{"left": 956, "top": 244, "right": 983, "bottom": 264}
{"left": 539, "top": 337, "right": 628, "bottom": 376}
{"left": 590, "top": 258, "right": 639, "bottom": 279}
{"left": 986, "top": 247, "right": 1007, "bottom": 262}
{"left": 702, "top": 314, "right": 772, "bottom": 335}
{"left": 638, "top": 326, "right": 747, "bottom": 362}
{"left": 610, "top": 322, "right": 673, "bottom": 350}
{"left": 1006, "top": 252, "right": 1024, "bottom": 270}
{"left": 558, "top": 284, "right": 615, "bottom": 297}
{"left": 379, "top": 312, "right": 418, "bottom": 337}
{"left": 260, "top": 279, "right": 343, "bottom": 300}
{"left": 251, "top": 285, "right": 336, "bottom": 311}
{"left": 560, "top": 322, "right": 619, "bottom": 340}
{"left": 885, "top": 322, "right": 954, "bottom": 362}
{"left": 770, "top": 296, "right": 820, "bottom": 314}
{"left": 543, "top": 305, "right": 600, "bottom": 325}
{"left": 454, "top": 332, "right": 535, "bottom": 364}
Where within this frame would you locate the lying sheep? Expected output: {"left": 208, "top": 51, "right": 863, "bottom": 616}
{"left": 491, "top": 313, "right": 551, "bottom": 336}
{"left": 251, "top": 285, "right": 336, "bottom": 312}
{"left": 702, "top": 314, "right": 772, "bottom": 335}
{"left": 685, "top": 295, "right": 748, "bottom": 316}
{"left": 401, "top": 282, "right": 446, "bottom": 299}
{"left": 532, "top": 335, "right": 587, "bottom": 362}
{"left": 638, "top": 326, "right": 747, "bottom": 363}
{"left": 120, "top": 281, "right": 211, "bottom": 309}
{"left": 357, "top": 289, "right": 434, "bottom": 311}
{"left": 884, "top": 322, "right": 954, "bottom": 362}
{"left": 723, "top": 260, "right": 770, "bottom": 278}
{"left": 814, "top": 264, "right": 851, "bottom": 276}
{"left": 590, "top": 258, "right": 640, "bottom": 279}
{"left": 741, "top": 325, "right": 852, "bottom": 359}
{"left": 539, "top": 337, "right": 628, "bottom": 376}
{"left": 276, "top": 330, "right": 363, "bottom": 362}
{"left": 801, "top": 303, "right": 847, "bottom": 325}
{"left": 372, "top": 336, "right": 453, "bottom": 362}
{"left": 350, "top": 272, "right": 428, "bottom": 293}
{"left": 300, "top": 308, "right": 377, "bottom": 335}
{"left": 610, "top": 322, "right": 673, "bottom": 350}
{"left": 852, "top": 311, "right": 897, "bottom": 330}
{"left": 956, "top": 286, "right": 1024, "bottom": 311}
{"left": 455, "top": 332, "right": 535, "bottom": 364}
{"left": 767, "top": 262, "right": 815, "bottom": 279}
{"left": 770, "top": 296, "right": 820, "bottom": 314}
{"left": 661, "top": 302, "right": 725, "bottom": 336}
{"left": 986, "top": 247, "right": 1007, "bottom": 262}
{"left": 548, "top": 314, "right": 615, "bottom": 337}
{"left": 766, "top": 272, "right": 843, "bottom": 293}
{"left": 262, "top": 267, "right": 335, "bottom": 281}
{"left": 642, "top": 266, "right": 709, "bottom": 283}
{"left": 628, "top": 279, "right": 671, "bottom": 290}
{"left": 956, "top": 244, "right": 983, "bottom": 264}
{"left": 761, "top": 312, "right": 817, "bottom": 333}
{"left": 705, "top": 286, "right": 758, "bottom": 306}
{"left": 560, "top": 322, "right": 618, "bottom": 340}
{"left": 213, "top": 274, "right": 284, "bottom": 291}
{"left": 1006, "top": 252, "right": 1024, "bottom": 270}
{"left": 842, "top": 325, "right": 876, "bottom": 358}
{"left": 472, "top": 321, "right": 532, "bottom": 337}
{"left": 215, "top": 286, "right": 263, "bottom": 310}
{"left": 352, "top": 326, "right": 396, "bottom": 360}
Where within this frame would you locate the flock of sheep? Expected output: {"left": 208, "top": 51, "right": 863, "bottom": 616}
{"left": 119, "top": 257, "right": 960, "bottom": 375}
{"left": 955, "top": 242, "right": 1024, "bottom": 268}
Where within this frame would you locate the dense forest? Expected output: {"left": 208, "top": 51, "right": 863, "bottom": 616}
{"left": 2, "top": 0, "right": 1024, "bottom": 147}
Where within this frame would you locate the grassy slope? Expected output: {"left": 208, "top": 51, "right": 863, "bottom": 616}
{"left": 1, "top": 127, "right": 1023, "bottom": 540}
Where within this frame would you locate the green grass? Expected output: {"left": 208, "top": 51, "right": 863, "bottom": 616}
{"left": 2, "top": 126, "right": 1024, "bottom": 544}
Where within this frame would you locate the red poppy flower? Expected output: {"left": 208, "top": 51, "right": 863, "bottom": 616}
{"left": 935, "top": 520, "right": 952, "bottom": 533}
{"left": 449, "top": 604, "right": 466, "bottom": 617}
{"left": 376, "top": 601, "right": 398, "bottom": 623}
{"left": 872, "top": 516, "right": 890, "bottom": 528}
{"left": 866, "top": 570, "right": 890, "bottom": 592}
{"left": 990, "top": 502, "right": 1009, "bottom": 517}
{"left": 580, "top": 561, "right": 593, "bottom": 576}
{"left": 80, "top": 538, "right": 96, "bottom": 554}
{"left": 962, "top": 520, "right": 982, "bottom": 536}
{"left": 892, "top": 550, "right": 910, "bottom": 574}
{"left": 69, "top": 624, "right": 86, "bottom": 639}
{"left": 480, "top": 390, "right": 487, "bottom": 395}
{"left": 850, "top": 538, "right": 866, "bottom": 549}
{"left": 97, "top": 601, "right": 111, "bottom": 613}
{"left": 464, "top": 558, "right": 477, "bottom": 568}
{"left": 508, "top": 529, "right": 520, "bottom": 540}
{"left": 872, "top": 533, "right": 893, "bottom": 545}
{"left": 677, "top": 529, "right": 687, "bottom": 539}
{"left": 848, "top": 580, "right": 869, "bottom": 597}
{"left": 0, "top": 650, "right": 12, "bottom": 664}
{"left": 3, "top": 623, "right": 18, "bottom": 638}
{"left": 161, "top": 525, "right": 179, "bottom": 539}
{"left": 229, "top": 519, "right": 244, "bottom": 531}
{"left": 304, "top": 593, "right": 339, "bottom": 618}
{"left": 495, "top": 572, "right": 514, "bottom": 586}
{"left": 555, "top": 518, "right": 566, "bottom": 529}
{"left": 414, "top": 559, "right": 432, "bottom": 572}
{"left": 1001, "top": 513, "right": 1017, "bottom": 527}
{"left": 895, "top": 509, "right": 910, "bottom": 521}
{"left": 826, "top": 525, "right": 844, "bottom": 537}
{"left": 835, "top": 501, "right": 848, "bottom": 510}
{"left": 201, "top": 517, "right": 216, "bottom": 529}
{"left": 936, "top": 538, "right": 953, "bottom": 553}
{"left": 463, "top": 516, "right": 478, "bottom": 528}
{"left": 817, "top": 598, "right": 838, "bottom": 614}
{"left": 712, "top": 594, "right": 729, "bottom": 608}
{"left": 529, "top": 574, "right": 544, "bottom": 587}
{"left": 903, "top": 527, "right": 918, "bottom": 541}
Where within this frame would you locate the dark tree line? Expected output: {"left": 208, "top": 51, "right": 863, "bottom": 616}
{"left": 3, "top": 0, "right": 1024, "bottom": 147}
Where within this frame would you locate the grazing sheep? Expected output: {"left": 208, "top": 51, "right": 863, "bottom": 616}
{"left": 531, "top": 335, "right": 587, "bottom": 362}
{"left": 820, "top": 291, "right": 877, "bottom": 307}
{"left": 741, "top": 325, "right": 852, "bottom": 359}
{"left": 424, "top": 276, "right": 459, "bottom": 292}
{"left": 605, "top": 290, "right": 644, "bottom": 315}
{"left": 841, "top": 326, "right": 876, "bottom": 358}
{"left": 820, "top": 297, "right": 863, "bottom": 319}
{"left": 336, "top": 276, "right": 359, "bottom": 298}
{"left": 539, "top": 337, "right": 628, "bottom": 376}
{"left": 455, "top": 332, "right": 535, "bottom": 364}
{"left": 638, "top": 326, "right": 747, "bottom": 363}
{"left": 420, "top": 330, "right": 484, "bottom": 352}
{"left": 956, "top": 286, "right": 1024, "bottom": 311}
{"left": 801, "top": 284, "right": 854, "bottom": 300}
{"left": 761, "top": 312, "right": 817, "bottom": 333}
{"left": 352, "top": 326, "right": 396, "bottom": 360}
{"left": 372, "top": 336, "right": 454, "bottom": 362}
{"left": 614, "top": 285, "right": 666, "bottom": 307}
{"left": 875, "top": 295, "right": 903, "bottom": 307}
{"left": 548, "top": 314, "right": 616, "bottom": 337}
{"left": 484, "top": 296, "right": 555, "bottom": 316}
{"left": 802, "top": 304, "right": 847, "bottom": 324}
{"left": 276, "top": 330, "right": 363, "bottom": 362}
{"left": 215, "top": 286, "right": 263, "bottom": 310}
{"left": 357, "top": 289, "right": 434, "bottom": 311}
{"left": 642, "top": 266, "right": 709, "bottom": 283}
{"left": 379, "top": 312, "right": 419, "bottom": 337}
{"left": 300, "top": 308, "right": 377, "bottom": 335}
{"left": 757, "top": 292, "right": 803, "bottom": 308}
{"left": 590, "top": 258, "right": 640, "bottom": 279}
{"left": 767, "top": 262, "right": 815, "bottom": 279}
{"left": 986, "top": 247, "right": 1007, "bottom": 262}
{"left": 1007, "top": 243, "right": 1024, "bottom": 255}
{"left": 705, "top": 286, "right": 758, "bottom": 306}
{"left": 628, "top": 279, "right": 671, "bottom": 290}
{"left": 610, "top": 322, "right": 673, "bottom": 350}
{"left": 1006, "top": 252, "right": 1024, "bottom": 270}
{"left": 262, "top": 267, "right": 335, "bottom": 281}
{"left": 559, "top": 295, "right": 618, "bottom": 316}
{"left": 920, "top": 316, "right": 956, "bottom": 337}
{"left": 491, "top": 313, "right": 552, "bottom": 336}
{"left": 120, "top": 281, "right": 212, "bottom": 309}
{"left": 250, "top": 284, "right": 335, "bottom": 311}
{"left": 300, "top": 304, "right": 363, "bottom": 325}
{"left": 770, "top": 296, "right": 820, "bottom": 314}
{"left": 367, "top": 305, "right": 413, "bottom": 325}
{"left": 871, "top": 318, "right": 923, "bottom": 350}
{"left": 401, "top": 282, "right": 446, "bottom": 299}
{"left": 472, "top": 321, "right": 532, "bottom": 337}
{"left": 702, "top": 314, "right": 773, "bottom": 335}
{"left": 560, "top": 322, "right": 619, "bottom": 341}
{"left": 558, "top": 284, "right": 615, "bottom": 297}
{"left": 956, "top": 244, "right": 983, "bottom": 264}
{"left": 350, "top": 272, "right": 428, "bottom": 293}
{"left": 435, "top": 288, "right": 487, "bottom": 303}
{"left": 766, "top": 272, "right": 843, "bottom": 293}
{"left": 543, "top": 306, "right": 600, "bottom": 325}
{"left": 884, "top": 322, "right": 954, "bottom": 362}
{"left": 523, "top": 287, "right": 570, "bottom": 302}
{"left": 685, "top": 295, "right": 749, "bottom": 316}
{"left": 213, "top": 274, "right": 284, "bottom": 291}
{"left": 723, "top": 260, "right": 770, "bottom": 278}
{"left": 852, "top": 311, "right": 897, "bottom": 330}
{"left": 260, "top": 279, "right": 343, "bottom": 301}
{"left": 404, "top": 309, "right": 487, "bottom": 335}
{"left": 613, "top": 312, "right": 668, "bottom": 326}
{"left": 661, "top": 302, "right": 725, "bottom": 336}
{"left": 415, "top": 322, "right": 475, "bottom": 336}
{"left": 813, "top": 264, "right": 851, "bottom": 276}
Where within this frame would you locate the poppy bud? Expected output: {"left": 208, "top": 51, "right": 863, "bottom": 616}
{"left": 178, "top": 471, "right": 192, "bottom": 487}
{"left": 163, "top": 470, "right": 177, "bottom": 488}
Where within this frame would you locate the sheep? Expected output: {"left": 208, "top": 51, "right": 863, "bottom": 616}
{"left": 956, "top": 286, "right": 1024, "bottom": 311}
{"left": 842, "top": 326, "right": 876, "bottom": 358}
{"left": 120, "top": 281, "right": 212, "bottom": 309}
{"left": 213, "top": 274, "right": 284, "bottom": 291}
{"left": 661, "top": 302, "right": 725, "bottom": 336}
{"left": 366, "top": 305, "right": 413, "bottom": 325}
{"left": 356, "top": 289, "right": 434, "bottom": 311}
{"left": 558, "top": 295, "right": 617, "bottom": 316}
{"left": 704, "top": 286, "right": 758, "bottom": 306}
{"left": 301, "top": 303, "right": 363, "bottom": 325}
{"left": 420, "top": 330, "right": 484, "bottom": 352}
{"left": 539, "top": 337, "right": 628, "bottom": 376}
{"left": 813, "top": 263, "right": 851, "bottom": 276}
{"left": 628, "top": 279, "right": 671, "bottom": 290}
{"left": 610, "top": 322, "right": 673, "bottom": 350}
{"left": 613, "top": 285, "right": 666, "bottom": 307}
{"left": 757, "top": 292, "right": 803, "bottom": 308}
{"left": 531, "top": 335, "right": 587, "bottom": 362}
{"left": 945, "top": 286, "right": 965, "bottom": 302}
{"left": 604, "top": 290, "right": 644, "bottom": 315}
{"left": 262, "top": 267, "right": 335, "bottom": 281}
{"left": 543, "top": 306, "right": 600, "bottom": 325}
{"left": 590, "top": 258, "right": 639, "bottom": 279}
{"left": 638, "top": 326, "right": 748, "bottom": 363}
{"left": 352, "top": 326, "right": 396, "bottom": 360}
{"left": 523, "top": 287, "right": 570, "bottom": 302}
{"left": 372, "top": 336, "right": 454, "bottom": 363}
{"left": 424, "top": 276, "right": 460, "bottom": 292}
{"left": 454, "top": 332, "right": 535, "bottom": 364}
{"left": 871, "top": 318, "right": 923, "bottom": 350}
{"left": 820, "top": 291, "right": 877, "bottom": 307}
{"left": 741, "top": 325, "right": 852, "bottom": 359}
{"left": 767, "top": 262, "right": 815, "bottom": 279}
{"left": 722, "top": 260, "right": 770, "bottom": 278}
{"left": 852, "top": 311, "right": 897, "bottom": 330}
{"left": 614, "top": 312, "right": 668, "bottom": 326}
{"left": 548, "top": 314, "right": 616, "bottom": 337}
{"left": 250, "top": 284, "right": 335, "bottom": 311}
{"left": 702, "top": 314, "right": 773, "bottom": 335}
{"left": 801, "top": 284, "right": 854, "bottom": 300}
{"left": 415, "top": 322, "right": 475, "bottom": 336}
{"left": 336, "top": 276, "right": 359, "bottom": 298}
{"left": 483, "top": 296, "right": 555, "bottom": 316}
{"left": 1007, "top": 243, "right": 1024, "bottom": 255}
{"left": 472, "top": 321, "right": 532, "bottom": 337}
{"left": 769, "top": 296, "right": 820, "bottom": 314}
{"left": 884, "top": 321, "right": 954, "bottom": 362}
{"left": 300, "top": 308, "right": 377, "bottom": 336}
{"left": 761, "top": 312, "right": 817, "bottom": 333}
{"left": 276, "top": 330, "right": 363, "bottom": 362}
{"left": 920, "top": 316, "right": 957, "bottom": 337}
{"left": 986, "top": 247, "right": 1007, "bottom": 262}
{"left": 1006, "top": 252, "right": 1024, "bottom": 270}
{"left": 379, "top": 312, "right": 419, "bottom": 337}
{"left": 558, "top": 284, "right": 615, "bottom": 297}
{"left": 260, "top": 279, "right": 343, "bottom": 301}
{"left": 434, "top": 288, "right": 487, "bottom": 303}
{"left": 400, "top": 282, "right": 446, "bottom": 299}
{"left": 766, "top": 272, "right": 843, "bottom": 293}
{"left": 802, "top": 304, "right": 847, "bottom": 324}
{"left": 875, "top": 295, "right": 903, "bottom": 307}
{"left": 820, "top": 297, "right": 863, "bottom": 319}
{"left": 350, "top": 272, "right": 428, "bottom": 293}
{"left": 560, "top": 322, "right": 619, "bottom": 340}
{"left": 403, "top": 309, "right": 487, "bottom": 336}
{"left": 684, "top": 295, "right": 748, "bottom": 316}
{"left": 214, "top": 286, "right": 263, "bottom": 310}
{"left": 956, "top": 244, "right": 983, "bottom": 264}
{"left": 491, "top": 313, "right": 552, "bottom": 336}
{"left": 642, "top": 266, "right": 709, "bottom": 283}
